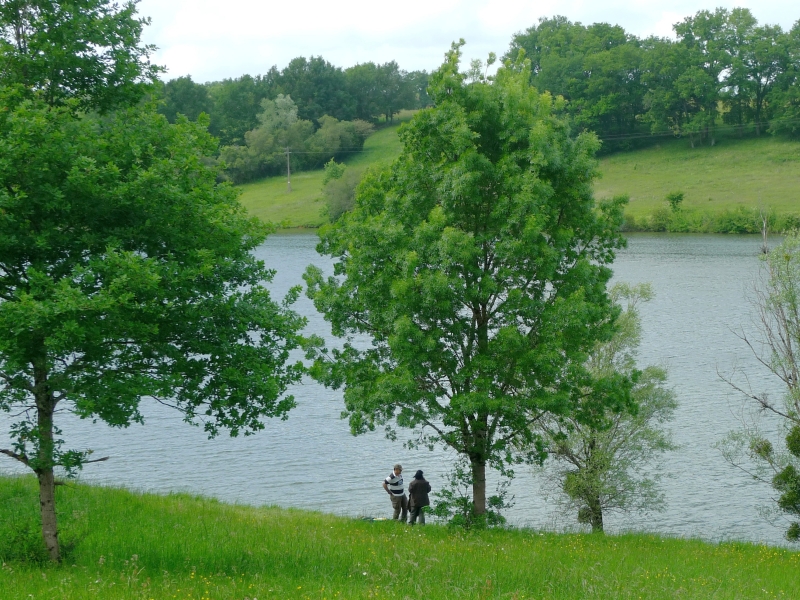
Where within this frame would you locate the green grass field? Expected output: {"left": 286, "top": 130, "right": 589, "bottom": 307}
{"left": 2, "top": 475, "right": 800, "bottom": 599}
{"left": 237, "top": 112, "right": 410, "bottom": 228}
{"left": 237, "top": 119, "right": 800, "bottom": 231}
{"left": 596, "top": 135, "right": 800, "bottom": 221}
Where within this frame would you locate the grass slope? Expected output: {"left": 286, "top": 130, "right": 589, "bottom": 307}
{"left": 2, "top": 475, "right": 799, "bottom": 599}
{"left": 237, "top": 113, "right": 410, "bottom": 228}
{"left": 238, "top": 122, "right": 800, "bottom": 231}
{"left": 596, "top": 135, "right": 800, "bottom": 222}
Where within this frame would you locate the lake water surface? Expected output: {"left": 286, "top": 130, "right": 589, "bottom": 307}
{"left": 0, "top": 233, "right": 789, "bottom": 544}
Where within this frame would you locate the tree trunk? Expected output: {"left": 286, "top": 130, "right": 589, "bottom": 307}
{"left": 37, "top": 467, "right": 60, "bottom": 562}
{"left": 471, "top": 458, "right": 487, "bottom": 515}
{"left": 34, "top": 360, "right": 60, "bottom": 562}
{"left": 588, "top": 493, "right": 604, "bottom": 533}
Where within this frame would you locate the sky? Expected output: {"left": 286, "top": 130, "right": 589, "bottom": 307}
{"left": 136, "top": 0, "right": 800, "bottom": 84}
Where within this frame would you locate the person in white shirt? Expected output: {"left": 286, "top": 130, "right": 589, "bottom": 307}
{"left": 382, "top": 463, "right": 407, "bottom": 520}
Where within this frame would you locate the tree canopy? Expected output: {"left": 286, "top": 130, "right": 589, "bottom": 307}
{"left": 0, "top": 0, "right": 306, "bottom": 562}
{"left": 0, "top": 0, "right": 159, "bottom": 111}
{"left": 305, "top": 41, "right": 631, "bottom": 516}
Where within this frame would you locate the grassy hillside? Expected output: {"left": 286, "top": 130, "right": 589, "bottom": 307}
{"left": 596, "top": 135, "right": 800, "bottom": 228}
{"left": 2, "top": 475, "right": 800, "bottom": 599}
{"left": 237, "top": 113, "right": 409, "bottom": 228}
{"left": 237, "top": 121, "right": 800, "bottom": 231}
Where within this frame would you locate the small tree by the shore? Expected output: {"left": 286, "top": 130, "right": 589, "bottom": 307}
{"left": 536, "top": 284, "right": 677, "bottom": 533}
{"left": 720, "top": 231, "right": 800, "bottom": 541}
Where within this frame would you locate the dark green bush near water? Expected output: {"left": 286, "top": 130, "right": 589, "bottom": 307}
{"left": 623, "top": 207, "right": 800, "bottom": 233}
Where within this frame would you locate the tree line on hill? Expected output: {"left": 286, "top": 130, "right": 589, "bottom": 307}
{"left": 155, "top": 58, "right": 428, "bottom": 183}
{"left": 158, "top": 7, "right": 800, "bottom": 186}
{"left": 505, "top": 8, "right": 800, "bottom": 150}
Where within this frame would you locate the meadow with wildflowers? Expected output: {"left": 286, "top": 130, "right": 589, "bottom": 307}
{"left": 1, "top": 475, "right": 799, "bottom": 599}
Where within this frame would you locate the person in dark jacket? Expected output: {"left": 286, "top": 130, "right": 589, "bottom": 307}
{"left": 407, "top": 470, "right": 431, "bottom": 525}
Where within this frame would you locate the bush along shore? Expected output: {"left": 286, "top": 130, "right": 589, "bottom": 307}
{"left": 622, "top": 205, "right": 800, "bottom": 234}
{"left": 2, "top": 475, "right": 800, "bottom": 599}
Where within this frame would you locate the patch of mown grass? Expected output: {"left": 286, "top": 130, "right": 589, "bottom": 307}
{"left": 2, "top": 475, "right": 800, "bottom": 599}
{"left": 596, "top": 134, "right": 800, "bottom": 230}
{"left": 236, "top": 118, "right": 406, "bottom": 228}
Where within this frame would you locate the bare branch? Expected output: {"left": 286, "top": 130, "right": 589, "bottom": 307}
{"left": 0, "top": 448, "right": 30, "bottom": 467}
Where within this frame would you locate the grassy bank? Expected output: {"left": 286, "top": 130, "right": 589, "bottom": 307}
{"left": 596, "top": 135, "right": 800, "bottom": 232}
{"left": 237, "top": 122, "right": 800, "bottom": 232}
{"left": 2, "top": 475, "right": 799, "bottom": 599}
{"left": 237, "top": 113, "right": 409, "bottom": 228}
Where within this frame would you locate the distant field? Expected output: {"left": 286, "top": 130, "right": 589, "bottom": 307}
{"left": 596, "top": 135, "right": 800, "bottom": 220}
{"left": 238, "top": 118, "right": 800, "bottom": 230}
{"left": 237, "top": 112, "right": 410, "bottom": 228}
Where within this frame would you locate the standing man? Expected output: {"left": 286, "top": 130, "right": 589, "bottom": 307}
{"left": 383, "top": 463, "right": 407, "bottom": 521}
{"left": 407, "top": 469, "right": 431, "bottom": 525}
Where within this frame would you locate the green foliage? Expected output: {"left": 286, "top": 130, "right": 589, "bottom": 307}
{"left": 537, "top": 284, "right": 677, "bottom": 533}
{"left": 220, "top": 94, "right": 374, "bottom": 184}
{"left": 322, "top": 158, "right": 347, "bottom": 184}
{"left": 322, "top": 167, "right": 364, "bottom": 222}
{"left": 430, "top": 460, "right": 512, "bottom": 529}
{"left": 506, "top": 17, "right": 646, "bottom": 148}
{"left": 305, "top": 41, "right": 629, "bottom": 514}
{"left": 666, "top": 191, "right": 685, "bottom": 212}
{"left": 0, "top": 98, "right": 306, "bottom": 437}
{"left": 720, "top": 231, "right": 800, "bottom": 541}
{"left": 0, "top": 97, "right": 306, "bottom": 561}
{"left": 0, "top": 0, "right": 160, "bottom": 111}
{"left": 157, "top": 75, "right": 212, "bottom": 123}
{"left": 205, "top": 73, "right": 274, "bottom": 145}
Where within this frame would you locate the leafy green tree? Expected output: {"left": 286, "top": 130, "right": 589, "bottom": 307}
{"left": 345, "top": 62, "right": 382, "bottom": 121}
{"left": 721, "top": 10, "right": 786, "bottom": 136}
{"left": 376, "top": 61, "right": 415, "bottom": 123}
{"left": 304, "top": 42, "right": 630, "bottom": 516}
{"left": 275, "top": 56, "right": 355, "bottom": 122}
{"left": 322, "top": 166, "right": 364, "bottom": 222}
{"left": 536, "top": 284, "right": 677, "bottom": 533}
{"left": 640, "top": 36, "right": 721, "bottom": 148}
{"left": 506, "top": 17, "right": 645, "bottom": 146}
{"left": 405, "top": 69, "right": 431, "bottom": 109}
{"left": 673, "top": 8, "right": 731, "bottom": 145}
{"left": 720, "top": 231, "right": 800, "bottom": 541}
{"left": 0, "top": 0, "right": 159, "bottom": 111}
{"left": 322, "top": 158, "right": 347, "bottom": 184}
{"left": 206, "top": 74, "right": 274, "bottom": 145}
{"left": 769, "top": 20, "right": 800, "bottom": 138}
{"left": 0, "top": 97, "right": 306, "bottom": 563}
{"left": 158, "top": 74, "right": 212, "bottom": 123}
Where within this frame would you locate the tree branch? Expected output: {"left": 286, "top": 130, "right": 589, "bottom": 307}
{"left": 0, "top": 448, "right": 30, "bottom": 467}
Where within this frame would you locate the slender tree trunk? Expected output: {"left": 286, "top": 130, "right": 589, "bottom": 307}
{"left": 37, "top": 465, "right": 59, "bottom": 562}
{"left": 471, "top": 458, "right": 487, "bottom": 515}
{"left": 755, "top": 99, "right": 762, "bottom": 136}
{"left": 34, "top": 360, "right": 60, "bottom": 562}
{"left": 588, "top": 493, "right": 604, "bottom": 533}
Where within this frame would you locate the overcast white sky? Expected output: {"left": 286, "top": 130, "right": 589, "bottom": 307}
{"left": 136, "top": 0, "right": 800, "bottom": 83}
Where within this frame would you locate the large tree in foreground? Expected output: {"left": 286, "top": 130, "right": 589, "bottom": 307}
{"left": 0, "top": 98, "right": 305, "bottom": 563}
{"left": 305, "top": 42, "right": 631, "bottom": 517}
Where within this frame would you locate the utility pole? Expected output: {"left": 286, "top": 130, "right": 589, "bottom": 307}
{"left": 285, "top": 147, "right": 292, "bottom": 193}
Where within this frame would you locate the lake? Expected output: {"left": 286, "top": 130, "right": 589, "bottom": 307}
{"left": 0, "top": 232, "right": 789, "bottom": 545}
